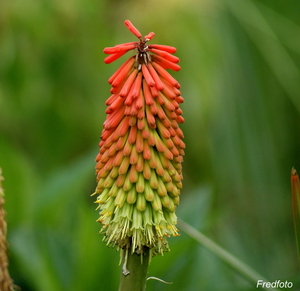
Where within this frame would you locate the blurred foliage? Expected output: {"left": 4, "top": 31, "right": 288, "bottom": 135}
{"left": 0, "top": 0, "right": 300, "bottom": 290}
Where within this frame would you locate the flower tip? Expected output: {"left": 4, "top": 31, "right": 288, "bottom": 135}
{"left": 291, "top": 167, "right": 300, "bottom": 186}
{"left": 104, "top": 51, "right": 127, "bottom": 64}
{"left": 145, "top": 32, "right": 155, "bottom": 41}
{"left": 124, "top": 20, "right": 142, "bottom": 39}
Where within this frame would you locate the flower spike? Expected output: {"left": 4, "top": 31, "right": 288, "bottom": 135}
{"left": 291, "top": 167, "right": 300, "bottom": 259}
{"left": 94, "top": 20, "right": 185, "bottom": 256}
{"left": 0, "top": 169, "right": 16, "bottom": 290}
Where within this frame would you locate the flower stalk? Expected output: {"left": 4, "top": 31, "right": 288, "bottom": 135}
{"left": 118, "top": 247, "right": 150, "bottom": 291}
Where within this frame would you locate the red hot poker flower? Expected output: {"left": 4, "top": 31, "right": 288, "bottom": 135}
{"left": 94, "top": 20, "right": 185, "bottom": 256}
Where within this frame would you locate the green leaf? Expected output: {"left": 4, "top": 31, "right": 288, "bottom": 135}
{"left": 177, "top": 219, "right": 279, "bottom": 291}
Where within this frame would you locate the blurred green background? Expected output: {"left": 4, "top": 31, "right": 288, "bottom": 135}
{"left": 1, "top": 0, "right": 300, "bottom": 290}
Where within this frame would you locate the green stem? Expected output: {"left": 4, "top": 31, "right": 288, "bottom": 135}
{"left": 118, "top": 248, "right": 150, "bottom": 291}
{"left": 177, "top": 218, "right": 279, "bottom": 291}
